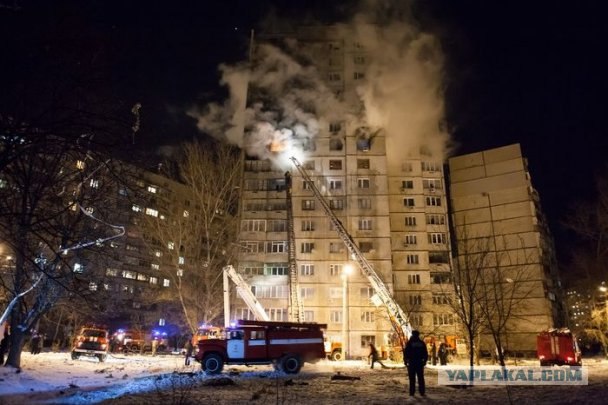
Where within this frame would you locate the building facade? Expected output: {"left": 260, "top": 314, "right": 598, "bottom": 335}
{"left": 448, "top": 143, "right": 563, "bottom": 352}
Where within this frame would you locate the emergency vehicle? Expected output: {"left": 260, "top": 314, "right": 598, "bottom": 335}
{"left": 195, "top": 320, "right": 326, "bottom": 374}
{"left": 537, "top": 328, "right": 582, "bottom": 366}
{"left": 71, "top": 326, "right": 109, "bottom": 362}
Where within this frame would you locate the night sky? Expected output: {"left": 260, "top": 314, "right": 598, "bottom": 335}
{"left": 2, "top": 0, "right": 607, "bottom": 258}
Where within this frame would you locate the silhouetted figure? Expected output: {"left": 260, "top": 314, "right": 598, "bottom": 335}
{"left": 184, "top": 339, "right": 194, "bottom": 366}
{"left": 404, "top": 330, "right": 428, "bottom": 397}
{"left": 438, "top": 343, "right": 449, "bottom": 366}
{"left": 369, "top": 343, "right": 387, "bottom": 369}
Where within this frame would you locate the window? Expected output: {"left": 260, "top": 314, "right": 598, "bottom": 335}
{"left": 426, "top": 196, "right": 442, "bottom": 207}
{"left": 432, "top": 294, "right": 451, "bottom": 305}
{"left": 329, "top": 138, "right": 343, "bottom": 151}
{"left": 89, "top": 282, "right": 98, "bottom": 291}
{"left": 329, "top": 242, "right": 344, "bottom": 253}
{"left": 361, "top": 335, "right": 376, "bottom": 348}
{"left": 431, "top": 273, "right": 452, "bottom": 284}
{"left": 300, "top": 287, "right": 315, "bottom": 299}
{"left": 73, "top": 263, "right": 84, "bottom": 274}
{"left": 358, "top": 178, "right": 370, "bottom": 189}
{"left": 407, "top": 254, "right": 420, "bottom": 265}
{"left": 241, "top": 219, "right": 266, "bottom": 232}
{"left": 329, "top": 288, "right": 343, "bottom": 298}
{"left": 329, "top": 199, "right": 344, "bottom": 210}
{"left": 403, "top": 198, "right": 415, "bottom": 207}
{"left": 106, "top": 268, "right": 119, "bottom": 277}
{"left": 265, "top": 263, "right": 288, "bottom": 275}
{"left": 329, "top": 160, "right": 342, "bottom": 170}
{"left": 302, "top": 200, "right": 315, "bottom": 210}
{"left": 76, "top": 160, "right": 85, "bottom": 170}
{"left": 183, "top": 210, "right": 190, "bottom": 217}
{"left": 304, "top": 160, "right": 315, "bottom": 170}
{"left": 358, "top": 218, "right": 372, "bottom": 230}
{"left": 268, "top": 308, "right": 288, "bottom": 321}
{"left": 122, "top": 270, "right": 137, "bottom": 279}
{"left": 409, "top": 295, "right": 422, "bottom": 306}
{"left": 267, "top": 241, "right": 286, "bottom": 253}
{"left": 163, "top": 279, "right": 170, "bottom": 287}
{"left": 252, "top": 285, "right": 289, "bottom": 299}
{"left": 328, "top": 72, "right": 342, "bottom": 81}
{"left": 426, "top": 214, "right": 445, "bottom": 225}
{"left": 404, "top": 234, "right": 417, "bottom": 245}
{"left": 301, "top": 220, "right": 315, "bottom": 231}
{"left": 428, "top": 233, "right": 447, "bottom": 244}
{"left": 242, "top": 241, "right": 264, "bottom": 253}
{"left": 402, "top": 162, "right": 413, "bottom": 172}
{"left": 301, "top": 242, "right": 315, "bottom": 253}
{"left": 330, "top": 310, "right": 343, "bottom": 323}
{"left": 330, "top": 264, "right": 343, "bottom": 276}
{"left": 409, "top": 313, "right": 423, "bottom": 327}
{"left": 145, "top": 208, "right": 159, "bottom": 217}
{"left": 300, "top": 264, "right": 315, "bottom": 276}
{"left": 149, "top": 277, "right": 158, "bottom": 285}
{"left": 151, "top": 263, "right": 160, "bottom": 270}
{"left": 357, "top": 159, "right": 370, "bottom": 169}
{"left": 329, "top": 179, "right": 343, "bottom": 190}
{"left": 329, "top": 122, "right": 342, "bottom": 133}
{"left": 147, "top": 185, "right": 158, "bottom": 194}
{"left": 360, "top": 287, "right": 374, "bottom": 299}
{"left": 166, "top": 242, "right": 174, "bottom": 250}
{"left": 359, "top": 242, "right": 373, "bottom": 253}
{"left": 422, "top": 161, "right": 441, "bottom": 172}
{"left": 137, "top": 273, "right": 148, "bottom": 281}
{"left": 268, "top": 220, "right": 286, "bottom": 232}
{"left": 354, "top": 72, "right": 365, "bottom": 80}
{"left": 302, "top": 180, "right": 313, "bottom": 190}
{"left": 433, "top": 314, "right": 454, "bottom": 326}
{"left": 354, "top": 56, "right": 365, "bottom": 64}
{"left": 357, "top": 198, "right": 371, "bottom": 210}
{"left": 132, "top": 204, "right": 142, "bottom": 213}
{"left": 402, "top": 180, "right": 414, "bottom": 189}
{"left": 178, "top": 256, "right": 185, "bottom": 265}
{"left": 361, "top": 311, "right": 375, "bottom": 322}
{"left": 304, "top": 311, "right": 315, "bottom": 322}
{"left": 408, "top": 274, "right": 421, "bottom": 284}
{"left": 423, "top": 179, "right": 442, "bottom": 190}
{"left": 89, "top": 179, "right": 99, "bottom": 188}
{"left": 404, "top": 216, "right": 417, "bottom": 226}
{"left": 429, "top": 251, "right": 449, "bottom": 264}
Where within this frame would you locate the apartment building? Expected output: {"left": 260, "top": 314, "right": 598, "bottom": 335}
{"left": 236, "top": 26, "right": 455, "bottom": 357}
{"left": 448, "top": 143, "right": 563, "bottom": 352}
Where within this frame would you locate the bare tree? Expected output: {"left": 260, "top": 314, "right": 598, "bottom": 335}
{"left": 139, "top": 141, "right": 242, "bottom": 334}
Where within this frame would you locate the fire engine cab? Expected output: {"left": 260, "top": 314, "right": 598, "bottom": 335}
{"left": 537, "top": 328, "right": 582, "bottom": 366}
{"left": 195, "top": 320, "right": 326, "bottom": 374}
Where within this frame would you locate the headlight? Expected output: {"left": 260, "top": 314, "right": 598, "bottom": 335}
{"left": 101, "top": 344, "right": 107, "bottom": 349}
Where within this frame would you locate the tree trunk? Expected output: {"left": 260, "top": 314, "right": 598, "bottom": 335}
{"left": 4, "top": 328, "right": 26, "bottom": 368}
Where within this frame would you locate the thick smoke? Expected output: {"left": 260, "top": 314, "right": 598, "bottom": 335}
{"left": 188, "top": 1, "right": 450, "bottom": 168}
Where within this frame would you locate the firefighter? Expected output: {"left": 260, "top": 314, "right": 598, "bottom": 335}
{"left": 404, "top": 330, "right": 428, "bottom": 397}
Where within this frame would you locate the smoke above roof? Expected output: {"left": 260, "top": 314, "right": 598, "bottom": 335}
{"left": 188, "top": 1, "right": 451, "bottom": 169}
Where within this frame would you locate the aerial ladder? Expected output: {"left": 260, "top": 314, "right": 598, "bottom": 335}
{"left": 289, "top": 156, "right": 412, "bottom": 348}
{"left": 285, "top": 171, "right": 305, "bottom": 322}
{"left": 223, "top": 265, "right": 270, "bottom": 327}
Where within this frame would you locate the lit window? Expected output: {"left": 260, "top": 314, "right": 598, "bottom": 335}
{"left": 149, "top": 277, "right": 158, "bottom": 285}
{"left": 147, "top": 185, "right": 157, "bottom": 194}
{"left": 89, "top": 179, "right": 99, "bottom": 188}
{"left": 163, "top": 279, "right": 170, "bottom": 287}
{"left": 168, "top": 241, "right": 175, "bottom": 250}
{"left": 183, "top": 210, "right": 189, "bottom": 217}
{"left": 132, "top": 204, "right": 142, "bottom": 213}
{"left": 73, "top": 263, "right": 84, "bottom": 273}
{"left": 155, "top": 251, "right": 162, "bottom": 258}
{"left": 178, "top": 256, "right": 185, "bottom": 265}
{"left": 76, "top": 160, "right": 85, "bottom": 170}
{"left": 89, "top": 282, "right": 98, "bottom": 291}
{"left": 151, "top": 263, "right": 160, "bottom": 270}
{"left": 145, "top": 208, "right": 159, "bottom": 217}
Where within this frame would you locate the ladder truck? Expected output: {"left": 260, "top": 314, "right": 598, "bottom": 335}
{"left": 223, "top": 265, "right": 270, "bottom": 326}
{"left": 289, "top": 156, "right": 412, "bottom": 349}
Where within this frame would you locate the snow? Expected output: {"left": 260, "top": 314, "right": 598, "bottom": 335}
{"left": 1, "top": 352, "right": 608, "bottom": 404}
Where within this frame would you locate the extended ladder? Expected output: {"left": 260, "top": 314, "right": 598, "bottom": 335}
{"left": 289, "top": 157, "right": 412, "bottom": 346}
{"left": 285, "top": 171, "right": 304, "bottom": 322}
{"left": 224, "top": 265, "right": 270, "bottom": 322}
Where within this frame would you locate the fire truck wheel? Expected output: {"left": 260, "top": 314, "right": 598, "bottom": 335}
{"left": 71, "top": 351, "right": 79, "bottom": 360}
{"left": 202, "top": 353, "right": 224, "bottom": 374}
{"left": 281, "top": 354, "right": 302, "bottom": 374}
{"left": 331, "top": 350, "right": 343, "bottom": 361}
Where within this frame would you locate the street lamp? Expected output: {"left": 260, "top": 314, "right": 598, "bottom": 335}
{"left": 342, "top": 264, "right": 353, "bottom": 361}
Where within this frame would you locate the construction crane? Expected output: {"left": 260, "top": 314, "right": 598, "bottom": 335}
{"left": 289, "top": 156, "right": 412, "bottom": 348}
{"left": 223, "top": 265, "right": 270, "bottom": 327}
{"left": 285, "top": 171, "right": 305, "bottom": 322}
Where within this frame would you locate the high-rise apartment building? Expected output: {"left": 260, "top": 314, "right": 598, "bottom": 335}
{"left": 236, "top": 26, "right": 456, "bottom": 357}
{"left": 448, "top": 144, "right": 563, "bottom": 352}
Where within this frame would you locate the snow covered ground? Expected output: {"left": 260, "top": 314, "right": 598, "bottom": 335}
{"left": 1, "top": 351, "right": 608, "bottom": 404}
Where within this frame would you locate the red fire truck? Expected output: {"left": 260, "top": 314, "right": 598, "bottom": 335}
{"left": 195, "top": 320, "right": 326, "bottom": 374}
{"left": 537, "top": 328, "right": 582, "bottom": 366}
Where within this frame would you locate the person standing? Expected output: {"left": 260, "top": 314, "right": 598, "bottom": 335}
{"left": 431, "top": 341, "right": 437, "bottom": 366}
{"left": 184, "top": 338, "right": 194, "bottom": 366}
{"left": 438, "top": 343, "right": 449, "bottom": 366}
{"left": 151, "top": 338, "right": 158, "bottom": 356}
{"left": 404, "top": 330, "right": 428, "bottom": 397}
{"left": 31, "top": 331, "right": 41, "bottom": 355}
{"left": 368, "top": 343, "right": 387, "bottom": 369}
